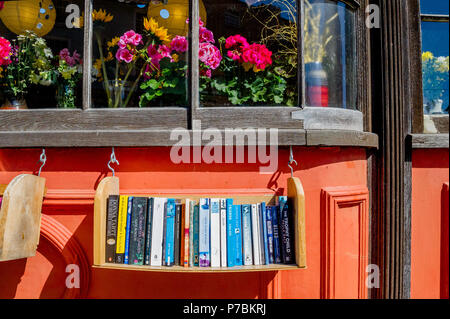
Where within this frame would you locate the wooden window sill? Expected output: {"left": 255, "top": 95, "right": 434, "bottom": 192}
{"left": 411, "top": 134, "right": 449, "bottom": 149}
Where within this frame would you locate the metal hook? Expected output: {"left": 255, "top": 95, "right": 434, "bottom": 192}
{"left": 288, "top": 146, "right": 298, "bottom": 178}
{"left": 38, "top": 149, "right": 46, "bottom": 177}
{"left": 107, "top": 147, "right": 119, "bottom": 177}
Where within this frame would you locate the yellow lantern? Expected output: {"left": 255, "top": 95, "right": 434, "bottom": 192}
{"left": 0, "top": 0, "right": 56, "bottom": 37}
{"left": 147, "top": 0, "right": 207, "bottom": 36}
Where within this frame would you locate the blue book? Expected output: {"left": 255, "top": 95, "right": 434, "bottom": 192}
{"left": 278, "top": 196, "right": 287, "bottom": 212}
{"left": 233, "top": 205, "right": 243, "bottom": 266}
{"left": 124, "top": 196, "right": 134, "bottom": 264}
{"left": 165, "top": 199, "right": 176, "bottom": 266}
{"left": 199, "top": 198, "right": 210, "bottom": 267}
{"left": 241, "top": 204, "right": 253, "bottom": 265}
{"left": 260, "top": 202, "right": 269, "bottom": 265}
{"left": 266, "top": 206, "right": 274, "bottom": 264}
{"left": 226, "top": 199, "right": 235, "bottom": 267}
{"left": 193, "top": 204, "right": 200, "bottom": 266}
{"left": 271, "top": 206, "right": 282, "bottom": 264}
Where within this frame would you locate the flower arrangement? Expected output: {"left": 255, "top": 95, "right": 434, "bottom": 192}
{"left": 55, "top": 48, "right": 82, "bottom": 108}
{"left": 0, "top": 31, "right": 54, "bottom": 107}
{"left": 422, "top": 51, "right": 449, "bottom": 114}
{"left": 139, "top": 18, "right": 222, "bottom": 107}
{"left": 205, "top": 34, "right": 286, "bottom": 105}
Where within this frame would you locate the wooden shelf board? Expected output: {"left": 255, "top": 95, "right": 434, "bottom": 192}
{"left": 93, "top": 263, "right": 302, "bottom": 273}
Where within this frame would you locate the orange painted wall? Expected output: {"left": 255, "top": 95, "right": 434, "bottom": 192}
{"left": 0, "top": 146, "right": 368, "bottom": 299}
{"left": 411, "top": 148, "right": 449, "bottom": 299}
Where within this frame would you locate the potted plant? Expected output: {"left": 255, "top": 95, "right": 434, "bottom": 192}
{"left": 0, "top": 31, "right": 54, "bottom": 109}
{"left": 55, "top": 49, "right": 82, "bottom": 109}
{"left": 422, "top": 51, "right": 449, "bottom": 114}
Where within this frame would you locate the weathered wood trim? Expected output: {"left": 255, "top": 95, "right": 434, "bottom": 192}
{"left": 411, "top": 134, "right": 450, "bottom": 149}
{"left": 189, "top": 0, "right": 200, "bottom": 129}
{"left": 82, "top": 0, "right": 93, "bottom": 110}
{"left": 0, "top": 108, "right": 188, "bottom": 131}
{"left": 0, "top": 129, "right": 379, "bottom": 148}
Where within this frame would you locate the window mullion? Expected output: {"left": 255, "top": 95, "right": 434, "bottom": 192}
{"left": 189, "top": 0, "right": 200, "bottom": 129}
{"left": 297, "top": 0, "right": 305, "bottom": 108}
{"left": 82, "top": 0, "right": 93, "bottom": 110}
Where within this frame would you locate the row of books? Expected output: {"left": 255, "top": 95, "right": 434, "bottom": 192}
{"left": 105, "top": 195, "right": 295, "bottom": 267}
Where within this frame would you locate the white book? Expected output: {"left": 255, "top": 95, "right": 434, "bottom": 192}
{"left": 150, "top": 197, "right": 167, "bottom": 266}
{"left": 219, "top": 199, "right": 227, "bottom": 267}
{"left": 199, "top": 198, "right": 210, "bottom": 267}
{"left": 251, "top": 204, "right": 260, "bottom": 265}
{"left": 210, "top": 199, "right": 221, "bottom": 268}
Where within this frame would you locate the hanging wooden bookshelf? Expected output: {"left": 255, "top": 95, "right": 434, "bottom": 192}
{"left": 93, "top": 176, "right": 306, "bottom": 272}
{"left": 0, "top": 174, "right": 46, "bottom": 262}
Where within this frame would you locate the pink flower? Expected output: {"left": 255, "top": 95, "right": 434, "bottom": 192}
{"left": 0, "top": 36, "right": 12, "bottom": 66}
{"left": 199, "top": 42, "right": 222, "bottom": 70}
{"left": 158, "top": 45, "right": 172, "bottom": 59}
{"left": 147, "top": 44, "right": 163, "bottom": 69}
{"left": 225, "top": 35, "right": 249, "bottom": 49}
{"left": 119, "top": 30, "right": 142, "bottom": 49}
{"left": 199, "top": 27, "right": 215, "bottom": 43}
{"left": 170, "top": 35, "right": 188, "bottom": 53}
{"left": 200, "top": 68, "right": 212, "bottom": 78}
{"left": 116, "top": 48, "right": 134, "bottom": 63}
{"left": 59, "top": 48, "right": 80, "bottom": 66}
{"left": 242, "top": 43, "right": 272, "bottom": 70}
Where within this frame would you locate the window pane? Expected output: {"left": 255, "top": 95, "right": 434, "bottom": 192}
{"left": 0, "top": 0, "right": 84, "bottom": 109}
{"left": 305, "top": 0, "right": 357, "bottom": 109}
{"left": 92, "top": 0, "right": 187, "bottom": 108}
{"left": 198, "top": 0, "right": 299, "bottom": 107}
{"left": 421, "top": 21, "right": 449, "bottom": 115}
{"left": 420, "top": 0, "right": 449, "bottom": 15}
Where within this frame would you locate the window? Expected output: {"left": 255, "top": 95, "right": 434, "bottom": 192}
{"left": 0, "top": 0, "right": 371, "bottom": 147}
{"left": 420, "top": 0, "right": 449, "bottom": 133}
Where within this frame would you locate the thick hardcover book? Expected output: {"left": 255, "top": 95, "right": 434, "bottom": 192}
{"left": 271, "top": 206, "right": 282, "bottom": 264}
{"left": 226, "top": 199, "right": 235, "bottom": 267}
{"left": 174, "top": 201, "right": 182, "bottom": 266}
{"left": 242, "top": 204, "right": 253, "bottom": 266}
{"left": 115, "top": 195, "right": 129, "bottom": 264}
{"left": 124, "top": 196, "right": 134, "bottom": 264}
{"left": 251, "top": 204, "right": 260, "bottom": 265}
{"left": 257, "top": 203, "right": 265, "bottom": 265}
{"left": 182, "top": 200, "right": 190, "bottom": 267}
{"left": 193, "top": 204, "right": 200, "bottom": 266}
{"left": 128, "top": 197, "right": 148, "bottom": 265}
{"left": 266, "top": 206, "right": 274, "bottom": 264}
{"left": 165, "top": 199, "right": 176, "bottom": 266}
{"left": 210, "top": 199, "right": 221, "bottom": 268}
{"left": 279, "top": 201, "right": 294, "bottom": 264}
{"left": 219, "top": 199, "right": 228, "bottom": 267}
{"left": 144, "top": 198, "right": 153, "bottom": 265}
{"left": 233, "top": 204, "right": 243, "bottom": 266}
{"left": 105, "top": 195, "right": 119, "bottom": 263}
{"left": 150, "top": 198, "right": 166, "bottom": 266}
{"left": 199, "top": 198, "right": 210, "bottom": 267}
{"left": 189, "top": 200, "right": 195, "bottom": 267}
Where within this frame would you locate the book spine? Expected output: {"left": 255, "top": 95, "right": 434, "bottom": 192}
{"left": 150, "top": 198, "right": 166, "bottom": 266}
{"left": 115, "top": 195, "right": 129, "bottom": 264}
{"left": 233, "top": 204, "right": 243, "bottom": 266}
{"left": 280, "top": 201, "right": 293, "bottom": 264}
{"left": 124, "top": 196, "right": 133, "bottom": 265}
{"left": 210, "top": 199, "right": 221, "bottom": 267}
{"left": 165, "top": 199, "right": 176, "bottom": 266}
{"left": 105, "top": 195, "right": 119, "bottom": 263}
{"left": 162, "top": 201, "right": 167, "bottom": 265}
{"left": 242, "top": 204, "right": 253, "bottom": 266}
{"left": 226, "top": 199, "right": 235, "bottom": 267}
{"left": 193, "top": 204, "right": 200, "bottom": 266}
{"left": 199, "top": 198, "right": 210, "bottom": 267}
{"left": 271, "top": 206, "right": 282, "bottom": 264}
{"left": 251, "top": 204, "right": 260, "bottom": 265}
{"left": 189, "top": 201, "right": 195, "bottom": 267}
{"left": 219, "top": 199, "right": 228, "bottom": 267}
{"left": 144, "top": 198, "right": 153, "bottom": 265}
{"left": 174, "top": 202, "right": 182, "bottom": 266}
{"left": 129, "top": 197, "right": 148, "bottom": 265}
{"left": 266, "top": 206, "right": 274, "bottom": 264}
{"left": 183, "top": 200, "right": 190, "bottom": 267}
{"left": 258, "top": 203, "right": 266, "bottom": 265}
{"left": 261, "top": 202, "right": 269, "bottom": 265}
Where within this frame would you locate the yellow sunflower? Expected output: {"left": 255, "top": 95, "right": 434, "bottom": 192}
{"left": 107, "top": 37, "right": 120, "bottom": 49}
{"left": 92, "top": 9, "right": 114, "bottom": 23}
{"left": 143, "top": 17, "right": 171, "bottom": 42}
